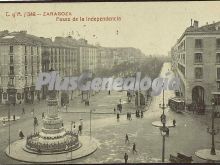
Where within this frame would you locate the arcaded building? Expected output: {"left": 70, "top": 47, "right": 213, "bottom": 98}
{"left": 171, "top": 20, "right": 220, "bottom": 110}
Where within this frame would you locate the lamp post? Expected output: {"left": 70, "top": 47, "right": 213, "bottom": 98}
{"left": 7, "top": 98, "right": 11, "bottom": 155}
{"left": 70, "top": 121, "right": 74, "bottom": 159}
{"left": 159, "top": 88, "right": 168, "bottom": 127}
{"left": 207, "top": 98, "right": 220, "bottom": 155}
{"left": 159, "top": 85, "right": 169, "bottom": 162}
{"left": 90, "top": 109, "right": 96, "bottom": 140}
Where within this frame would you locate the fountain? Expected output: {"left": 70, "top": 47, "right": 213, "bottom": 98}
{"left": 5, "top": 70, "right": 97, "bottom": 163}
{"left": 25, "top": 88, "right": 80, "bottom": 154}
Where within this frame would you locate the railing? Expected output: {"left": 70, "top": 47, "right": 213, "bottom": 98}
{"left": 26, "top": 131, "right": 79, "bottom": 152}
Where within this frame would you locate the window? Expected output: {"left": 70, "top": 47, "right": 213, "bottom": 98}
{"left": 37, "top": 47, "right": 39, "bottom": 55}
{"left": 217, "top": 39, "right": 220, "bottom": 48}
{"left": 25, "top": 46, "right": 27, "bottom": 54}
{"left": 25, "top": 77, "right": 27, "bottom": 85}
{"left": 25, "top": 56, "right": 27, "bottom": 64}
{"left": 9, "top": 78, "right": 14, "bottom": 85}
{"left": 217, "top": 82, "right": 220, "bottom": 91}
{"left": 195, "top": 39, "right": 203, "bottom": 48}
{"left": 195, "top": 67, "right": 203, "bottom": 79}
{"left": 194, "top": 53, "right": 203, "bottom": 63}
{"left": 216, "top": 53, "right": 220, "bottom": 63}
{"left": 31, "top": 47, "right": 33, "bottom": 55}
{"left": 9, "top": 66, "right": 14, "bottom": 74}
{"left": 10, "top": 56, "right": 13, "bottom": 64}
{"left": 217, "top": 68, "right": 220, "bottom": 79}
{"left": 25, "top": 66, "right": 28, "bottom": 73}
{"left": 9, "top": 46, "right": 13, "bottom": 53}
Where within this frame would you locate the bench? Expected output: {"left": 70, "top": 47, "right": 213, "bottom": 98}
{"left": 177, "top": 153, "right": 193, "bottom": 162}
{"left": 169, "top": 153, "right": 193, "bottom": 163}
{"left": 169, "top": 154, "right": 182, "bottom": 163}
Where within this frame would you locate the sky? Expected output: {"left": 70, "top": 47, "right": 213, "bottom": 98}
{"left": 0, "top": 2, "right": 220, "bottom": 56}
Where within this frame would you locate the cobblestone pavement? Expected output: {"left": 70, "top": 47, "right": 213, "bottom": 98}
{"left": 0, "top": 62, "right": 220, "bottom": 164}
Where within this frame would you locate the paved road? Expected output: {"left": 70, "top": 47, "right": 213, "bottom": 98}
{"left": 0, "top": 62, "right": 219, "bottom": 164}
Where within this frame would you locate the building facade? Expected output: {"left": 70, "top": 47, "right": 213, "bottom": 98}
{"left": 0, "top": 31, "right": 42, "bottom": 104}
{"left": 171, "top": 20, "right": 220, "bottom": 110}
{"left": 0, "top": 30, "right": 145, "bottom": 104}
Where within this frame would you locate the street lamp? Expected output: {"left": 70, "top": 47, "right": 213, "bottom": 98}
{"left": 160, "top": 125, "right": 169, "bottom": 162}
{"left": 159, "top": 83, "right": 169, "bottom": 162}
{"left": 207, "top": 98, "right": 220, "bottom": 155}
{"left": 70, "top": 121, "right": 74, "bottom": 159}
{"left": 90, "top": 109, "right": 96, "bottom": 140}
{"left": 159, "top": 89, "right": 168, "bottom": 127}
{"left": 7, "top": 98, "right": 12, "bottom": 155}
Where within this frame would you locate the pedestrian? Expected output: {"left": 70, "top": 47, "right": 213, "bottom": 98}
{"left": 129, "top": 112, "right": 132, "bottom": 120}
{"left": 173, "top": 119, "right": 176, "bottom": 127}
{"left": 34, "top": 117, "right": 38, "bottom": 126}
{"left": 126, "top": 112, "right": 129, "bottom": 120}
{"left": 132, "top": 143, "right": 137, "bottom": 154}
{"left": 124, "top": 152, "right": 128, "bottom": 163}
{"left": 13, "top": 115, "right": 16, "bottom": 121}
{"left": 125, "top": 134, "right": 129, "bottom": 144}
{"left": 108, "top": 90, "right": 111, "bottom": 95}
{"left": 117, "top": 113, "right": 120, "bottom": 122}
{"left": 80, "top": 119, "right": 83, "bottom": 130}
{"left": 42, "top": 112, "right": 45, "bottom": 119}
{"left": 73, "top": 124, "right": 77, "bottom": 134}
{"left": 19, "top": 130, "right": 24, "bottom": 139}
{"left": 141, "top": 111, "right": 143, "bottom": 118}
{"left": 22, "top": 108, "right": 25, "bottom": 115}
{"left": 78, "top": 124, "right": 82, "bottom": 135}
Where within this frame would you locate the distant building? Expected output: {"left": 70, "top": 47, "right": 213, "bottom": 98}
{"left": 171, "top": 20, "right": 220, "bottom": 110}
{"left": 0, "top": 30, "right": 145, "bottom": 104}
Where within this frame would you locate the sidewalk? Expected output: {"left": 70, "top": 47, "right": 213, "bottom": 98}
{"left": 195, "top": 149, "right": 220, "bottom": 162}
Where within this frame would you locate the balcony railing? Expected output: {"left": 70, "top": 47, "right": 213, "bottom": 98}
{"left": 194, "top": 60, "right": 203, "bottom": 64}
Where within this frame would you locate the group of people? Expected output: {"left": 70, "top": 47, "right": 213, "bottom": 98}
{"left": 124, "top": 133, "right": 138, "bottom": 163}
{"left": 135, "top": 110, "right": 143, "bottom": 118}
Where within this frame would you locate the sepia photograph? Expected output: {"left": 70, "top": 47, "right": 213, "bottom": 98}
{"left": 0, "top": 1, "right": 220, "bottom": 164}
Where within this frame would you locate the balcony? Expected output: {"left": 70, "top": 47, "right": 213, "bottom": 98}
{"left": 194, "top": 60, "right": 203, "bottom": 65}
{"left": 8, "top": 72, "right": 15, "bottom": 77}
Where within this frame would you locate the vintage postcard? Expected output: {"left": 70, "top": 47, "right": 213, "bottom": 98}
{"left": 0, "top": 1, "right": 220, "bottom": 164}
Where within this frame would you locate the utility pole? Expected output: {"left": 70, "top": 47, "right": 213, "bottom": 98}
{"left": 207, "top": 98, "right": 219, "bottom": 155}
{"left": 8, "top": 100, "right": 11, "bottom": 155}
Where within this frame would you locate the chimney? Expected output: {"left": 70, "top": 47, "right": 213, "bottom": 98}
{"left": 206, "top": 22, "right": 208, "bottom": 25}
{"left": 193, "top": 20, "right": 199, "bottom": 28}
{"left": 191, "top": 19, "right": 193, "bottom": 26}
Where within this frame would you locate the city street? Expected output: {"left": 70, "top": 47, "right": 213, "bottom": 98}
{"left": 0, "top": 63, "right": 219, "bottom": 164}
